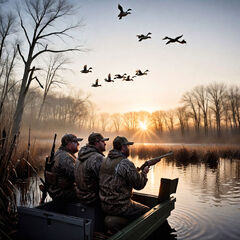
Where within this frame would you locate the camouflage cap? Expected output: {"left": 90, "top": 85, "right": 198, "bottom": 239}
{"left": 113, "top": 136, "right": 134, "bottom": 149}
{"left": 61, "top": 134, "right": 83, "bottom": 146}
{"left": 88, "top": 132, "right": 109, "bottom": 144}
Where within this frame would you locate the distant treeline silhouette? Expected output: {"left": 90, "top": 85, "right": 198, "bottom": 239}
{"left": 1, "top": 82, "right": 240, "bottom": 143}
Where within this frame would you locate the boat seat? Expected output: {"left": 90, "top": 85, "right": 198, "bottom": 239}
{"left": 104, "top": 215, "right": 130, "bottom": 234}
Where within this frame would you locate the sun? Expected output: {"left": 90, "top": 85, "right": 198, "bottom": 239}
{"left": 139, "top": 121, "right": 148, "bottom": 131}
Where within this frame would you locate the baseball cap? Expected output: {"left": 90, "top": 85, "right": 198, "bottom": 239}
{"left": 113, "top": 136, "right": 134, "bottom": 149}
{"left": 88, "top": 132, "right": 109, "bottom": 144}
{"left": 61, "top": 134, "right": 83, "bottom": 146}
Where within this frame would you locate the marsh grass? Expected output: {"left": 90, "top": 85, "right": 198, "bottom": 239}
{"left": 130, "top": 144, "right": 240, "bottom": 168}
{"left": 11, "top": 140, "right": 52, "bottom": 179}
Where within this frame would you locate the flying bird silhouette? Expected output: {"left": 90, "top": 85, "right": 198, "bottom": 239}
{"left": 135, "top": 69, "right": 149, "bottom": 76}
{"left": 114, "top": 73, "right": 127, "bottom": 79}
{"left": 118, "top": 4, "right": 132, "bottom": 19}
{"left": 137, "top": 33, "right": 152, "bottom": 42}
{"left": 81, "top": 65, "right": 92, "bottom": 73}
{"left": 178, "top": 39, "right": 187, "bottom": 44}
{"left": 104, "top": 73, "right": 114, "bottom": 82}
{"left": 123, "top": 75, "right": 136, "bottom": 81}
{"left": 91, "top": 79, "right": 101, "bottom": 87}
{"left": 162, "top": 35, "right": 187, "bottom": 45}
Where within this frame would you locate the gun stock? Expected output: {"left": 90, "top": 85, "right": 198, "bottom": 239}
{"left": 137, "top": 151, "right": 173, "bottom": 172}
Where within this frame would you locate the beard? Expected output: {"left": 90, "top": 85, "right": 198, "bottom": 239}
{"left": 124, "top": 148, "right": 129, "bottom": 157}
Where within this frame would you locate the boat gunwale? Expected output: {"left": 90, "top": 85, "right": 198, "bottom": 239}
{"left": 108, "top": 196, "right": 176, "bottom": 240}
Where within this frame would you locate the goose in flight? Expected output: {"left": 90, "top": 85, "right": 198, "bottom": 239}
{"left": 163, "top": 35, "right": 186, "bottom": 45}
{"left": 91, "top": 79, "right": 101, "bottom": 87}
{"left": 81, "top": 65, "right": 92, "bottom": 73}
{"left": 118, "top": 4, "right": 132, "bottom": 19}
{"left": 136, "top": 69, "right": 149, "bottom": 76}
{"left": 178, "top": 39, "right": 187, "bottom": 44}
{"left": 104, "top": 73, "right": 114, "bottom": 82}
{"left": 114, "top": 73, "right": 127, "bottom": 79}
{"left": 123, "top": 75, "right": 136, "bottom": 81}
{"left": 137, "top": 33, "right": 152, "bottom": 42}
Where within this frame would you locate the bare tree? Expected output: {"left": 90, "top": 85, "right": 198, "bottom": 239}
{"left": 207, "top": 83, "right": 226, "bottom": 137}
{"left": 0, "top": 43, "right": 18, "bottom": 118}
{"left": 227, "top": 85, "right": 240, "bottom": 130}
{"left": 162, "top": 110, "right": 175, "bottom": 134}
{"left": 99, "top": 112, "right": 109, "bottom": 133}
{"left": 222, "top": 99, "right": 232, "bottom": 131}
{"left": 87, "top": 103, "right": 97, "bottom": 131}
{"left": 150, "top": 111, "right": 164, "bottom": 135}
{"left": 12, "top": 0, "right": 83, "bottom": 137}
{"left": 0, "top": 9, "right": 17, "bottom": 120}
{"left": 123, "top": 112, "right": 138, "bottom": 135}
{"left": 111, "top": 113, "right": 122, "bottom": 134}
{"left": 181, "top": 91, "right": 201, "bottom": 135}
{"left": 0, "top": 11, "right": 16, "bottom": 62}
{"left": 38, "top": 54, "right": 68, "bottom": 120}
{"left": 193, "top": 85, "right": 209, "bottom": 136}
{"left": 176, "top": 106, "right": 189, "bottom": 136}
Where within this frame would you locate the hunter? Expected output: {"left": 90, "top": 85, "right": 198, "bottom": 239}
{"left": 99, "top": 136, "right": 150, "bottom": 221}
{"left": 74, "top": 132, "right": 109, "bottom": 206}
{"left": 47, "top": 133, "right": 83, "bottom": 202}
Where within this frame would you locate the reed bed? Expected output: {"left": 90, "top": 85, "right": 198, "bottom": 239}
{"left": 11, "top": 140, "right": 52, "bottom": 179}
{"left": 130, "top": 144, "right": 240, "bottom": 167}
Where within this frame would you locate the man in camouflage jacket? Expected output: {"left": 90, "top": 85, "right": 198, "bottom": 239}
{"left": 99, "top": 136, "right": 150, "bottom": 220}
{"left": 48, "top": 134, "right": 83, "bottom": 202}
{"left": 75, "top": 132, "right": 109, "bottom": 205}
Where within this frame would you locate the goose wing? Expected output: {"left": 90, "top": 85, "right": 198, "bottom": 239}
{"left": 175, "top": 35, "right": 183, "bottom": 40}
{"left": 163, "top": 36, "right": 170, "bottom": 40}
{"left": 118, "top": 4, "right": 123, "bottom": 12}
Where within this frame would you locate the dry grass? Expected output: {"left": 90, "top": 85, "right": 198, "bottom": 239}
{"left": 130, "top": 144, "right": 240, "bottom": 167}
{"left": 11, "top": 140, "right": 52, "bottom": 179}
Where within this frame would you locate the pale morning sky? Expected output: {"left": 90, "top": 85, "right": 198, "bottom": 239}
{"left": 7, "top": 0, "right": 240, "bottom": 113}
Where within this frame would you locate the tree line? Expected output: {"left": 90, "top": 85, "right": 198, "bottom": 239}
{"left": 1, "top": 0, "right": 240, "bottom": 140}
{"left": 86, "top": 83, "right": 240, "bottom": 142}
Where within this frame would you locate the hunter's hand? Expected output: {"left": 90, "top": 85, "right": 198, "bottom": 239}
{"left": 142, "top": 166, "right": 149, "bottom": 174}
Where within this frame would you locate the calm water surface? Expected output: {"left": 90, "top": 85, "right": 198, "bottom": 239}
{"left": 16, "top": 156, "right": 240, "bottom": 240}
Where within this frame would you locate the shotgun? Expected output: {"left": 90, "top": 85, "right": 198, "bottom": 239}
{"left": 137, "top": 151, "right": 173, "bottom": 172}
{"left": 39, "top": 133, "right": 57, "bottom": 204}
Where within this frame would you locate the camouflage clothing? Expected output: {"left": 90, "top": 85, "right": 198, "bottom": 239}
{"left": 48, "top": 146, "right": 77, "bottom": 202}
{"left": 99, "top": 149, "right": 150, "bottom": 220}
{"left": 74, "top": 144, "right": 105, "bottom": 205}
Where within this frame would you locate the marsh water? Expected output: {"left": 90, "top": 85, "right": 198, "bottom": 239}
{"left": 16, "top": 152, "right": 240, "bottom": 240}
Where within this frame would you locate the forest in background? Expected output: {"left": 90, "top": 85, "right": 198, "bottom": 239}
{"left": 2, "top": 82, "right": 240, "bottom": 144}
{"left": 0, "top": 1, "right": 240, "bottom": 144}
{"left": 0, "top": 1, "right": 240, "bottom": 238}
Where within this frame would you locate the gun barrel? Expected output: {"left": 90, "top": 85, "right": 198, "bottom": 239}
{"left": 148, "top": 151, "right": 173, "bottom": 162}
{"left": 138, "top": 151, "right": 173, "bottom": 171}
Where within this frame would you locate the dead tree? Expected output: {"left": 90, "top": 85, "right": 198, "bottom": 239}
{"left": 181, "top": 91, "right": 201, "bottom": 135}
{"left": 111, "top": 113, "right": 122, "bottom": 134}
{"left": 207, "top": 83, "right": 226, "bottom": 137}
{"left": 193, "top": 85, "right": 209, "bottom": 136}
{"left": 11, "top": 0, "right": 83, "bottom": 138}
{"left": 0, "top": 44, "right": 18, "bottom": 118}
{"left": 38, "top": 54, "right": 68, "bottom": 120}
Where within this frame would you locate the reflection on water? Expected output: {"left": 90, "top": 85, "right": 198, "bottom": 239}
{"left": 133, "top": 157, "right": 240, "bottom": 240}
{"left": 16, "top": 156, "right": 240, "bottom": 240}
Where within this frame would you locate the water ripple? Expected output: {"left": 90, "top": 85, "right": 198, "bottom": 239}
{"left": 168, "top": 203, "right": 240, "bottom": 240}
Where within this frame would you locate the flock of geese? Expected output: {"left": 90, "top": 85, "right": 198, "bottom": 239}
{"left": 81, "top": 65, "right": 149, "bottom": 87}
{"left": 82, "top": 4, "right": 187, "bottom": 88}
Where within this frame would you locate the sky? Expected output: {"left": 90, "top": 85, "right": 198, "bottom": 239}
{"left": 7, "top": 0, "right": 240, "bottom": 113}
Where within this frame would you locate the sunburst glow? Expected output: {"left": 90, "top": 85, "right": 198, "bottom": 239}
{"left": 139, "top": 121, "right": 147, "bottom": 131}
